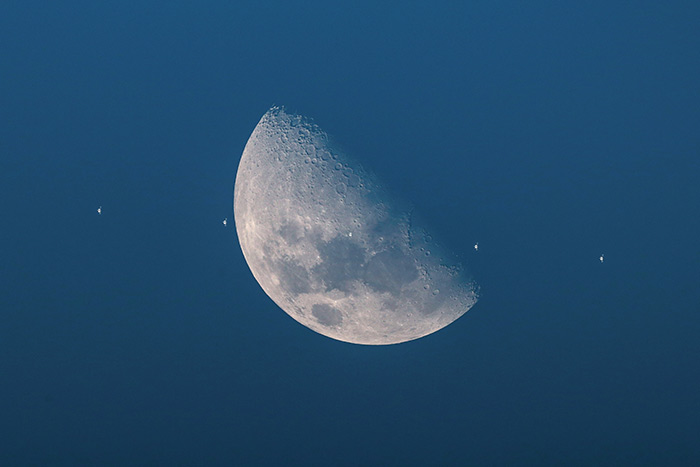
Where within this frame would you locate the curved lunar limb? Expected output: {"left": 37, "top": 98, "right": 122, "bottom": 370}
{"left": 234, "top": 107, "right": 478, "bottom": 345}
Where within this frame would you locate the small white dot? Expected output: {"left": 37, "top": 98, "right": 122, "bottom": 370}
{"left": 599, "top": 254, "right": 604, "bottom": 263}
{"left": 222, "top": 218, "right": 228, "bottom": 226}
{"left": 97, "top": 206, "right": 102, "bottom": 215}
{"left": 474, "top": 242, "right": 479, "bottom": 251}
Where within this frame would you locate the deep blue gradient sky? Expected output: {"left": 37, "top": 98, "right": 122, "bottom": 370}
{"left": 2, "top": 1, "right": 699, "bottom": 465}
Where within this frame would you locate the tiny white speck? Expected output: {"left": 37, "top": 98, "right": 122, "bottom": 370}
{"left": 599, "top": 254, "right": 604, "bottom": 263}
{"left": 474, "top": 242, "right": 479, "bottom": 251}
{"left": 97, "top": 206, "right": 102, "bottom": 215}
{"left": 222, "top": 218, "right": 228, "bottom": 226}
{"left": 348, "top": 232, "right": 352, "bottom": 237}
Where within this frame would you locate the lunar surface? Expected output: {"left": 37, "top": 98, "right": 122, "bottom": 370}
{"left": 234, "top": 107, "right": 478, "bottom": 345}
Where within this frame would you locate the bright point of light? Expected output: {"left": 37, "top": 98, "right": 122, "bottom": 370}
{"left": 599, "top": 254, "right": 604, "bottom": 263}
{"left": 474, "top": 242, "right": 479, "bottom": 251}
{"left": 97, "top": 206, "right": 102, "bottom": 215}
{"left": 223, "top": 218, "right": 228, "bottom": 226}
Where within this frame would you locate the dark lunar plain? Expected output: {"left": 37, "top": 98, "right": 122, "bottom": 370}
{"left": 1, "top": 1, "right": 699, "bottom": 465}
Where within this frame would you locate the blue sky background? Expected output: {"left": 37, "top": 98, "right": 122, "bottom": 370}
{"left": 2, "top": 1, "right": 699, "bottom": 465}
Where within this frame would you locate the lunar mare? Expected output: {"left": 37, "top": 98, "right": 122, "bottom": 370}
{"left": 234, "top": 107, "right": 478, "bottom": 345}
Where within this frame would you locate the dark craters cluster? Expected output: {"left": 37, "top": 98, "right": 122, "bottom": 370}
{"left": 312, "top": 236, "right": 366, "bottom": 293}
{"left": 313, "top": 235, "right": 419, "bottom": 296}
{"left": 275, "top": 257, "right": 312, "bottom": 294}
{"left": 277, "top": 221, "right": 303, "bottom": 245}
{"left": 363, "top": 246, "right": 418, "bottom": 294}
{"left": 312, "top": 303, "right": 343, "bottom": 327}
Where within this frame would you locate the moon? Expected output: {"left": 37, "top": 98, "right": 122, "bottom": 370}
{"left": 234, "top": 107, "right": 478, "bottom": 345}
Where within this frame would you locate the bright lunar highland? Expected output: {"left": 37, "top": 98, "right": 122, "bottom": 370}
{"left": 234, "top": 107, "right": 478, "bottom": 345}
